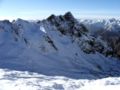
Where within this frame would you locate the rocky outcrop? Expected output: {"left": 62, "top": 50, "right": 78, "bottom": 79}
{"left": 92, "top": 29, "right": 120, "bottom": 58}
{"left": 47, "top": 12, "right": 88, "bottom": 37}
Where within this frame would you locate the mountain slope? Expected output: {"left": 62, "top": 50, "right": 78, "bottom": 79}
{"left": 0, "top": 12, "right": 120, "bottom": 79}
{"left": 80, "top": 18, "right": 120, "bottom": 57}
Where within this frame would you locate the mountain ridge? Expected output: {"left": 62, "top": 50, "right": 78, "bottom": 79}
{"left": 0, "top": 12, "right": 120, "bottom": 79}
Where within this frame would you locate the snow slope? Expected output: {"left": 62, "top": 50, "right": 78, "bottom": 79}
{"left": 0, "top": 12, "right": 120, "bottom": 80}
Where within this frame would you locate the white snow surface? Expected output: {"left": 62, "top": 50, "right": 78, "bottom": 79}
{"left": 0, "top": 68, "right": 120, "bottom": 90}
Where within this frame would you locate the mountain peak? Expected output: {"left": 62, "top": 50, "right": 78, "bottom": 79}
{"left": 64, "top": 12, "right": 73, "bottom": 16}
{"left": 46, "top": 12, "right": 75, "bottom": 22}
{"left": 64, "top": 12, "right": 75, "bottom": 21}
{"left": 47, "top": 14, "right": 56, "bottom": 21}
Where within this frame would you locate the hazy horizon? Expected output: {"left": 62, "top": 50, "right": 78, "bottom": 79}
{"left": 0, "top": 0, "right": 120, "bottom": 20}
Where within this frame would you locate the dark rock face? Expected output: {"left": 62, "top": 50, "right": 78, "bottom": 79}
{"left": 105, "top": 34, "right": 120, "bottom": 57}
{"left": 64, "top": 12, "right": 75, "bottom": 22}
{"left": 45, "top": 35, "right": 58, "bottom": 50}
{"left": 47, "top": 12, "right": 88, "bottom": 37}
{"left": 92, "top": 29, "right": 120, "bottom": 58}
{"left": 47, "top": 14, "right": 56, "bottom": 22}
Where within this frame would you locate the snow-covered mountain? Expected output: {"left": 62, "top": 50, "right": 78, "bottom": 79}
{"left": 0, "top": 12, "right": 120, "bottom": 80}
{"left": 79, "top": 18, "right": 120, "bottom": 32}
{"left": 79, "top": 18, "right": 120, "bottom": 57}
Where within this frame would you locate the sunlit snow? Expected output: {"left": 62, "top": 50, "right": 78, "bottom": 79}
{"left": 40, "top": 26, "right": 46, "bottom": 33}
{"left": 0, "top": 69, "right": 120, "bottom": 90}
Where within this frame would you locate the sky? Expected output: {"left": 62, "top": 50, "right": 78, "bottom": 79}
{"left": 0, "top": 0, "right": 120, "bottom": 20}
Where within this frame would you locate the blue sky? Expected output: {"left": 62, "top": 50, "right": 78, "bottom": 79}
{"left": 0, "top": 0, "right": 120, "bottom": 20}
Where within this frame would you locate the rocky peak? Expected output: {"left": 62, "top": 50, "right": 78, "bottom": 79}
{"left": 47, "top": 14, "right": 56, "bottom": 21}
{"left": 46, "top": 12, "right": 88, "bottom": 37}
{"left": 47, "top": 12, "right": 76, "bottom": 24}
{"left": 63, "top": 12, "right": 75, "bottom": 22}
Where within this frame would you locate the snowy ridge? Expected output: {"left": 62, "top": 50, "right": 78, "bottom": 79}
{"left": 0, "top": 12, "right": 120, "bottom": 80}
{"left": 79, "top": 18, "right": 120, "bottom": 32}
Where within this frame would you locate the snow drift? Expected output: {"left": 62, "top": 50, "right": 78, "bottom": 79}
{"left": 0, "top": 68, "right": 120, "bottom": 90}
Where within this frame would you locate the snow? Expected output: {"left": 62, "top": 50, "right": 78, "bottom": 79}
{"left": 0, "top": 17, "right": 120, "bottom": 79}
{"left": 79, "top": 18, "right": 120, "bottom": 33}
{"left": 0, "top": 69, "right": 120, "bottom": 90}
{"left": 81, "top": 77, "right": 120, "bottom": 90}
{"left": 40, "top": 26, "right": 46, "bottom": 33}
{"left": 0, "top": 13, "right": 120, "bottom": 89}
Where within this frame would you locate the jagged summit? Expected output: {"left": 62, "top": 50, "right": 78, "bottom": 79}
{"left": 47, "top": 14, "right": 56, "bottom": 21}
{"left": 64, "top": 12, "right": 75, "bottom": 21}
{"left": 47, "top": 12, "right": 76, "bottom": 23}
{"left": 64, "top": 12, "right": 73, "bottom": 18}
{"left": 46, "top": 12, "right": 88, "bottom": 37}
